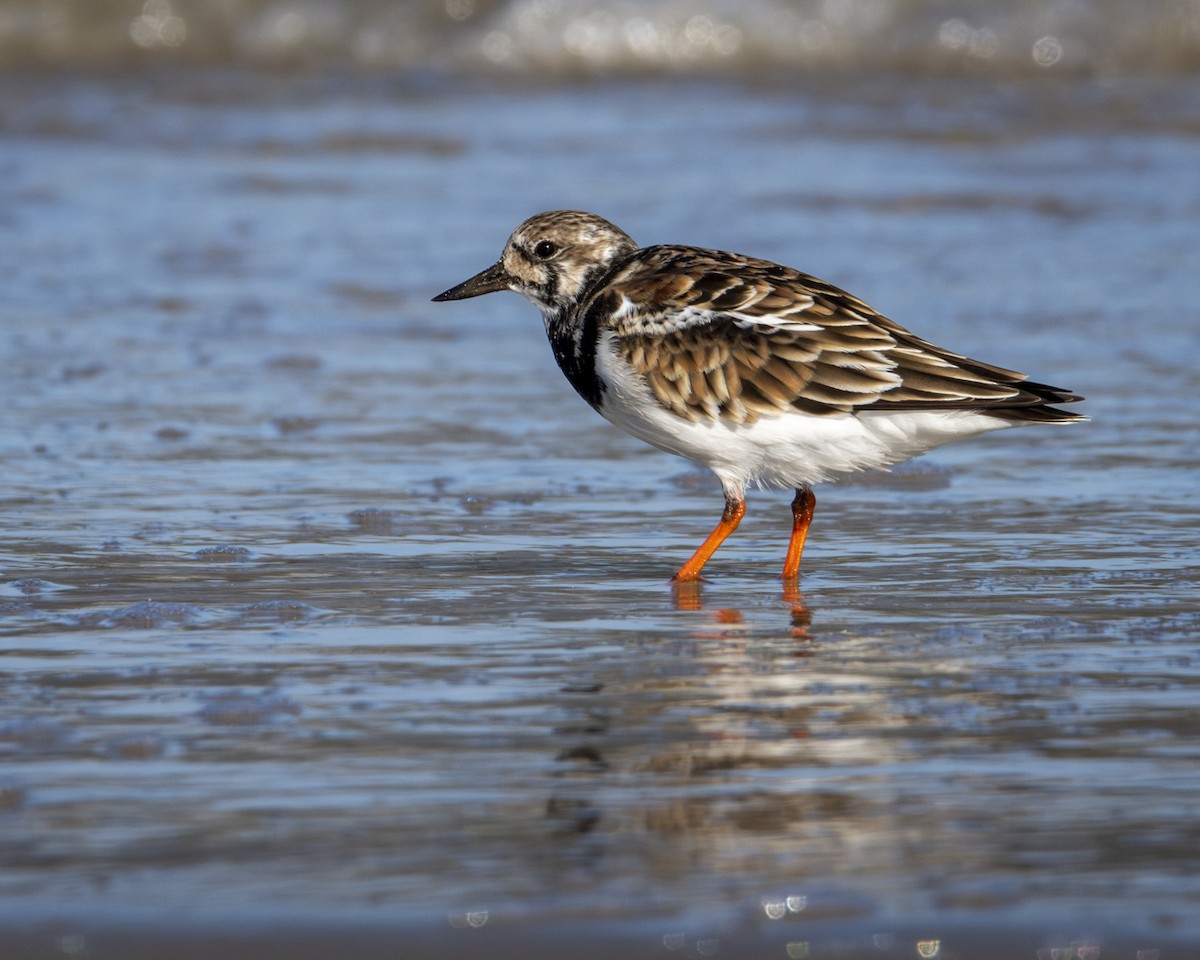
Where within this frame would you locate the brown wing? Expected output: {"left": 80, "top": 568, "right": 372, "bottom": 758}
{"left": 601, "top": 246, "right": 1083, "bottom": 424}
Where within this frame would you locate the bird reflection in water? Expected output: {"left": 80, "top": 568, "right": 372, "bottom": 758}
{"left": 671, "top": 578, "right": 813, "bottom": 648}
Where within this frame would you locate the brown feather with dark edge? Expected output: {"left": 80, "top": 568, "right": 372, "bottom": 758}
{"left": 601, "top": 245, "right": 1084, "bottom": 425}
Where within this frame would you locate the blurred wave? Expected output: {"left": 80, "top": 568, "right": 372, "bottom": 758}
{"left": 2, "top": 0, "right": 1199, "bottom": 76}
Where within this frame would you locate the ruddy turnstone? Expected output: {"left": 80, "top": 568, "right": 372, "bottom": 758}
{"left": 433, "top": 211, "right": 1085, "bottom": 582}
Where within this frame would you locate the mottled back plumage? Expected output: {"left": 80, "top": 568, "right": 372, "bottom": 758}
{"left": 594, "top": 244, "right": 1083, "bottom": 425}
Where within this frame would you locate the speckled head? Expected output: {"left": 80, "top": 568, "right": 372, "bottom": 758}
{"left": 432, "top": 210, "right": 638, "bottom": 316}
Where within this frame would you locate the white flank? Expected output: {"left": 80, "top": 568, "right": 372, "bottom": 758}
{"left": 595, "top": 333, "right": 1012, "bottom": 499}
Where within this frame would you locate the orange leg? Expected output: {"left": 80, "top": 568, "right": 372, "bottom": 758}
{"left": 670, "top": 496, "right": 746, "bottom": 583}
{"left": 781, "top": 487, "right": 816, "bottom": 580}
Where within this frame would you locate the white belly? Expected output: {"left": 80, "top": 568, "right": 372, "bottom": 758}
{"left": 595, "top": 341, "right": 1012, "bottom": 498}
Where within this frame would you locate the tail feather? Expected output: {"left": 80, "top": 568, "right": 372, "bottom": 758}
{"left": 993, "top": 404, "right": 1087, "bottom": 424}
{"left": 989, "top": 379, "right": 1087, "bottom": 424}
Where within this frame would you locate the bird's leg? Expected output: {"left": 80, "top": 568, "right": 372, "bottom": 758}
{"left": 781, "top": 487, "right": 816, "bottom": 580}
{"left": 670, "top": 495, "right": 746, "bottom": 583}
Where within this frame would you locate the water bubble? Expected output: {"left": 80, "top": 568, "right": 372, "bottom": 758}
{"left": 938, "top": 18, "right": 996, "bottom": 59}
{"left": 563, "top": 18, "right": 601, "bottom": 58}
{"left": 970, "top": 27, "right": 998, "bottom": 58}
{"left": 938, "top": 18, "right": 971, "bottom": 50}
{"left": 685, "top": 15, "right": 713, "bottom": 45}
{"left": 481, "top": 30, "right": 513, "bottom": 62}
{"left": 445, "top": 0, "right": 475, "bottom": 22}
{"left": 130, "top": 0, "right": 187, "bottom": 49}
{"left": 1032, "top": 35, "right": 1062, "bottom": 66}
{"left": 159, "top": 15, "right": 185, "bottom": 45}
{"left": 711, "top": 24, "right": 741, "bottom": 56}
{"left": 624, "top": 17, "right": 659, "bottom": 58}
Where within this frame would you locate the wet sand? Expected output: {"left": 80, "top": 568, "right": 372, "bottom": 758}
{"left": 2, "top": 70, "right": 1199, "bottom": 956}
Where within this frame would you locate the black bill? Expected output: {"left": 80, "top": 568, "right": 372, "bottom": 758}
{"left": 432, "top": 262, "right": 511, "bottom": 301}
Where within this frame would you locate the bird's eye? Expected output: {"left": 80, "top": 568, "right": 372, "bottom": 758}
{"left": 533, "top": 240, "right": 558, "bottom": 260}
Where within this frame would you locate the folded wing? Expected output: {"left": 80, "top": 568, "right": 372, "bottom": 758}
{"left": 599, "top": 246, "right": 1083, "bottom": 425}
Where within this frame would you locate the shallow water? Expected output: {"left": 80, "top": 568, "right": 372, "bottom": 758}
{"left": 1, "top": 63, "right": 1199, "bottom": 958}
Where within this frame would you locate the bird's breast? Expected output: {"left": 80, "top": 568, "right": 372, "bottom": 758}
{"left": 544, "top": 308, "right": 606, "bottom": 410}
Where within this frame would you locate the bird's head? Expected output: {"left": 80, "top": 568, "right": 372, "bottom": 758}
{"left": 433, "top": 210, "right": 637, "bottom": 317}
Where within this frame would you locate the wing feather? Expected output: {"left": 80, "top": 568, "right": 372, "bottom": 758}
{"left": 591, "top": 245, "right": 1083, "bottom": 424}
